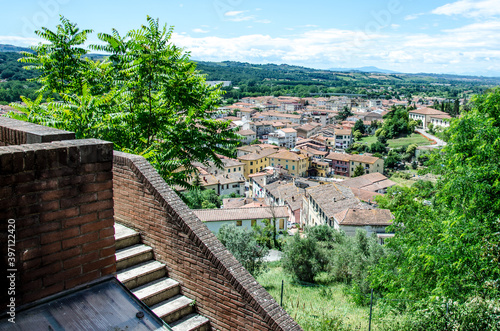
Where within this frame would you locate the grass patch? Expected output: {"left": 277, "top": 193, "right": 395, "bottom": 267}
{"left": 389, "top": 175, "right": 415, "bottom": 187}
{"left": 386, "top": 133, "right": 431, "bottom": 149}
{"left": 358, "top": 133, "right": 432, "bottom": 150}
{"left": 256, "top": 263, "right": 391, "bottom": 330}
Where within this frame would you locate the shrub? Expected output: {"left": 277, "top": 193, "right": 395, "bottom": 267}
{"left": 217, "top": 224, "right": 268, "bottom": 277}
{"left": 282, "top": 234, "right": 323, "bottom": 282}
{"left": 386, "top": 297, "right": 500, "bottom": 331}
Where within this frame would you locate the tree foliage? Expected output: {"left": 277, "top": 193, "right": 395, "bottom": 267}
{"left": 217, "top": 224, "right": 268, "bottom": 277}
{"left": 371, "top": 87, "right": 500, "bottom": 303}
{"left": 353, "top": 164, "right": 365, "bottom": 177}
{"left": 9, "top": 16, "right": 240, "bottom": 188}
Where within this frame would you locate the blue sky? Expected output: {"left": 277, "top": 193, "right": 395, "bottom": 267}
{"left": 1, "top": 0, "right": 500, "bottom": 76}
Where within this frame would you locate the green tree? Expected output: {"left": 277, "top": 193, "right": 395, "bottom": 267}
{"left": 282, "top": 234, "right": 323, "bottom": 283}
{"left": 371, "top": 87, "right": 500, "bottom": 303}
{"left": 19, "top": 15, "right": 93, "bottom": 94}
{"left": 353, "top": 119, "right": 366, "bottom": 134}
{"left": 353, "top": 130, "right": 363, "bottom": 141}
{"left": 11, "top": 16, "right": 240, "bottom": 189}
{"left": 217, "top": 224, "right": 268, "bottom": 277}
{"left": 335, "top": 106, "right": 353, "bottom": 122}
{"left": 353, "top": 164, "right": 365, "bottom": 177}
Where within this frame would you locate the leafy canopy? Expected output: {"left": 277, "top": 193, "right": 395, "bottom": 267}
{"left": 10, "top": 16, "right": 240, "bottom": 188}
{"left": 371, "top": 87, "right": 500, "bottom": 302}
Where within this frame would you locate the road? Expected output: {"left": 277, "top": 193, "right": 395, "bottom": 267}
{"left": 416, "top": 128, "right": 446, "bottom": 148}
{"left": 263, "top": 249, "right": 283, "bottom": 262}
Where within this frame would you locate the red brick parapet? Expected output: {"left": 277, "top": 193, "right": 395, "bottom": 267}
{"left": 0, "top": 138, "right": 116, "bottom": 308}
{"left": 113, "top": 151, "right": 301, "bottom": 331}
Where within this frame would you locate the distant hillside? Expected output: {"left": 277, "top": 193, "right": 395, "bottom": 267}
{"left": 194, "top": 60, "right": 500, "bottom": 85}
{"left": 0, "top": 44, "right": 33, "bottom": 53}
{"left": 328, "top": 66, "right": 400, "bottom": 74}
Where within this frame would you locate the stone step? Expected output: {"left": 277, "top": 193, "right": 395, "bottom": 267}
{"left": 131, "top": 278, "right": 180, "bottom": 307}
{"left": 116, "top": 244, "right": 154, "bottom": 271}
{"left": 151, "top": 295, "right": 194, "bottom": 324}
{"left": 116, "top": 260, "right": 166, "bottom": 290}
{"left": 114, "top": 223, "right": 140, "bottom": 250}
{"left": 170, "top": 313, "right": 210, "bottom": 331}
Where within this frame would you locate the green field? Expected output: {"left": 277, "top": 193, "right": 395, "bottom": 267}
{"left": 256, "top": 263, "right": 396, "bottom": 330}
{"left": 359, "top": 133, "right": 432, "bottom": 149}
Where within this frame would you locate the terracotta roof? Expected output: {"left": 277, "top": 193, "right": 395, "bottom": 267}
{"left": 241, "top": 202, "right": 269, "bottom": 208}
{"left": 297, "top": 124, "right": 317, "bottom": 132}
{"left": 339, "top": 173, "right": 395, "bottom": 192}
{"left": 335, "top": 129, "right": 352, "bottom": 136}
{"left": 223, "top": 198, "right": 266, "bottom": 209}
{"left": 334, "top": 208, "right": 394, "bottom": 226}
{"left": 325, "top": 152, "right": 351, "bottom": 162}
{"left": 238, "top": 148, "right": 278, "bottom": 161}
{"left": 348, "top": 154, "right": 381, "bottom": 164}
{"left": 193, "top": 206, "right": 289, "bottom": 222}
{"left": 281, "top": 128, "right": 297, "bottom": 133}
{"left": 266, "top": 182, "right": 302, "bottom": 211}
{"left": 429, "top": 114, "right": 452, "bottom": 119}
{"left": 349, "top": 188, "right": 383, "bottom": 202}
{"left": 215, "top": 172, "right": 245, "bottom": 185}
{"left": 238, "top": 129, "right": 256, "bottom": 136}
{"left": 269, "top": 150, "right": 309, "bottom": 161}
{"left": 409, "top": 107, "right": 448, "bottom": 116}
{"left": 306, "top": 183, "right": 372, "bottom": 218}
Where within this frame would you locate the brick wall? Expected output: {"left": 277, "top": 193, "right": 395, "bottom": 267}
{"left": 113, "top": 151, "right": 301, "bottom": 331}
{"left": 0, "top": 137, "right": 116, "bottom": 308}
{"left": 0, "top": 117, "right": 75, "bottom": 146}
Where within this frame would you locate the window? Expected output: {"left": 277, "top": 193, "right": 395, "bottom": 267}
{"left": 236, "top": 221, "right": 242, "bottom": 226}
{"left": 239, "top": 167, "right": 241, "bottom": 171}
{"left": 250, "top": 169, "right": 253, "bottom": 174}
{"left": 351, "top": 162, "right": 354, "bottom": 165}
{"left": 366, "top": 170, "right": 369, "bottom": 174}
{"left": 286, "top": 165, "right": 288, "bottom": 169}
{"left": 250, "top": 161, "right": 253, "bottom": 165}
{"left": 292, "top": 165, "right": 295, "bottom": 170}
{"left": 228, "top": 169, "right": 230, "bottom": 173}
{"left": 251, "top": 220, "right": 257, "bottom": 227}
{"left": 272, "top": 163, "right": 274, "bottom": 166}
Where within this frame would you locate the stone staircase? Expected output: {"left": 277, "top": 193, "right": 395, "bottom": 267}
{"left": 114, "top": 223, "right": 210, "bottom": 331}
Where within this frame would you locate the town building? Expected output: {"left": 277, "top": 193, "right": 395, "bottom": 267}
{"left": 237, "top": 129, "right": 257, "bottom": 145}
{"left": 301, "top": 183, "right": 372, "bottom": 227}
{"left": 333, "top": 208, "right": 394, "bottom": 237}
{"left": 409, "top": 107, "right": 451, "bottom": 129}
{"left": 193, "top": 206, "right": 289, "bottom": 233}
{"left": 267, "top": 128, "right": 297, "bottom": 149}
{"left": 237, "top": 148, "right": 278, "bottom": 178}
{"left": 348, "top": 154, "right": 384, "bottom": 176}
{"left": 339, "top": 172, "right": 396, "bottom": 194}
{"left": 268, "top": 150, "right": 310, "bottom": 177}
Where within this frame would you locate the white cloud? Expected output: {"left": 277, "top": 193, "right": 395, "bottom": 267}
{"left": 192, "top": 28, "right": 209, "bottom": 33}
{"left": 255, "top": 19, "right": 271, "bottom": 24}
{"left": 432, "top": 0, "right": 500, "bottom": 18}
{"left": 0, "top": 36, "right": 41, "bottom": 46}
{"left": 391, "top": 24, "right": 400, "bottom": 29}
{"left": 171, "top": 20, "right": 500, "bottom": 76}
{"left": 224, "top": 11, "right": 244, "bottom": 17}
{"left": 404, "top": 13, "right": 424, "bottom": 20}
